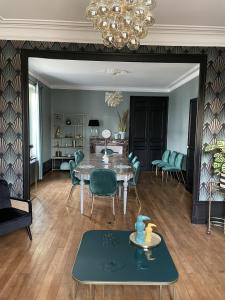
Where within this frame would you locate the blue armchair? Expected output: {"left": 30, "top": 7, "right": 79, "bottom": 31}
{"left": 0, "top": 179, "right": 32, "bottom": 240}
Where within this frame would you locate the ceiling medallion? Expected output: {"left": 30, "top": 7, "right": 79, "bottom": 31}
{"left": 86, "top": 0, "right": 156, "bottom": 50}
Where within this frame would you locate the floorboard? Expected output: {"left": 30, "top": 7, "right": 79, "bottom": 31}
{"left": 0, "top": 171, "right": 225, "bottom": 300}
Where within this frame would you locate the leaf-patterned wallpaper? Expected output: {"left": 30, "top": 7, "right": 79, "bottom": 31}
{"left": 0, "top": 41, "right": 225, "bottom": 201}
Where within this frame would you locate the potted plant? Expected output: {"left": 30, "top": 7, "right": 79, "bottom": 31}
{"left": 117, "top": 110, "right": 129, "bottom": 139}
{"left": 204, "top": 140, "right": 225, "bottom": 188}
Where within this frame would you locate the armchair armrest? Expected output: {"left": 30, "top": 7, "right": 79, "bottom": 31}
{"left": 10, "top": 197, "right": 32, "bottom": 214}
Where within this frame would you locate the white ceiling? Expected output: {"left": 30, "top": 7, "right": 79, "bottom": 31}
{"left": 1, "top": 0, "right": 225, "bottom": 26}
{"left": 2, "top": 0, "right": 225, "bottom": 46}
{"left": 29, "top": 58, "right": 199, "bottom": 92}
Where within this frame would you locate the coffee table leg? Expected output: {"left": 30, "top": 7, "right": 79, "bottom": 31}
{"left": 74, "top": 281, "right": 79, "bottom": 299}
{"left": 80, "top": 177, "right": 84, "bottom": 214}
{"left": 173, "top": 285, "right": 176, "bottom": 300}
{"left": 123, "top": 176, "right": 128, "bottom": 215}
{"left": 159, "top": 285, "right": 162, "bottom": 300}
{"left": 89, "top": 284, "right": 95, "bottom": 300}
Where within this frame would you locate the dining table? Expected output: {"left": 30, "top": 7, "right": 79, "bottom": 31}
{"left": 74, "top": 153, "right": 134, "bottom": 215}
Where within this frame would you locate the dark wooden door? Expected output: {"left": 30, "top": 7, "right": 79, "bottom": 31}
{"left": 129, "top": 96, "right": 168, "bottom": 170}
{"left": 186, "top": 98, "right": 197, "bottom": 193}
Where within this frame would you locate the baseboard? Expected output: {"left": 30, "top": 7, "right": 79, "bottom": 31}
{"left": 192, "top": 201, "right": 225, "bottom": 224}
{"left": 43, "top": 159, "right": 52, "bottom": 175}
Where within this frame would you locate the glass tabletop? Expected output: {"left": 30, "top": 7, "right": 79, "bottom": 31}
{"left": 72, "top": 230, "right": 178, "bottom": 285}
{"left": 76, "top": 154, "right": 133, "bottom": 177}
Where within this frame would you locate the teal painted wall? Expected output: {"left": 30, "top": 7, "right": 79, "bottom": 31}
{"left": 167, "top": 77, "right": 199, "bottom": 155}
{"left": 51, "top": 89, "right": 168, "bottom": 145}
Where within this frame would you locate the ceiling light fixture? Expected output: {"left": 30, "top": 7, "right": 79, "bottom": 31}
{"left": 86, "top": 0, "right": 156, "bottom": 50}
{"left": 105, "top": 91, "right": 123, "bottom": 107}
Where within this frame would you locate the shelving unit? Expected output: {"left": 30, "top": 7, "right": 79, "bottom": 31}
{"left": 51, "top": 113, "right": 86, "bottom": 170}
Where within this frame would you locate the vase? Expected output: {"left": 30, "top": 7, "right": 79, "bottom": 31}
{"left": 120, "top": 131, "right": 126, "bottom": 139}
{"left": 220, "top": 173, "right": 225, "bottom": 189}
{"left": 114, "top": 133, "right": 119, "bottom": 139}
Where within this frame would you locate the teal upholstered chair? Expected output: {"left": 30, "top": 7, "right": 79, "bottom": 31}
{"left": 129, "top": 161, "right": 142, "bottom": 213}
{"left": 151, "top": 150, "right": 170, "bottom": 175}
{"left": 131, "top": 156, "right": 138, "bottom": 165}
{"left": 67, "top": 160, "right": 89, "bottom": 205}
{"left": 89, "top": 168, "right": 117, "bottom": 217}
{"left": 74, "top": 150, "right": 84, "bottom": 165}
{"left": 78, "top": 150, "right": 84, "bottom": 160}
{"left": 158, "top": 151, "right": 177, "bottom": 169}
{"left": 100, "top": 148, "right": 114, "bottom": 155}
{"left": 128, "top": 152, "right": 134, "bottom": 162}
{"left": 162, "top": 153, "right": 185, "bottom": 183}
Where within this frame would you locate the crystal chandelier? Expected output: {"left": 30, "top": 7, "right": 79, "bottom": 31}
{"left": 86, "top": 0, "right": 156, "bottom": 50}
{"left": 105, "top": 91, "right": 123, "bottom": 107}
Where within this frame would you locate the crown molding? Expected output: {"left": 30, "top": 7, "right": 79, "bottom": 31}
{"left": 29, "top": 70, "right": 51, "bottom": 88}
{"left": 50, "top": 84, "right": 170, "bottom": 93}
{"left": 168, "top": 65, "right": 200, "bottom": 92}
{"left": 1, "top": 16, "right": 225, "bottom": 46}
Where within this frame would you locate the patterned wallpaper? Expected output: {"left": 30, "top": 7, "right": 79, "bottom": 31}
{"left": 0, "top": 41, "right": 225, "bottom": 201}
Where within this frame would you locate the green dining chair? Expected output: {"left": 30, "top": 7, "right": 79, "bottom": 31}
{"left": 129, "top": 161, "right": 142, "bottom": 213}
{"left": 158, "top": 151, "right": 177, "bottom": 169}
{"left": 89, "top": 168, "right": 117, "bottom": 217}
{"left": 128, "top": 152, "right": 134, "bottom": 162}
{"left": 101, "top": 148, "right": 114, "bottom": 155}
{"left": 67, "top": 160, "right": 89, "bottom": 206}
{"left": 74, "top": 150, "right": 84, "bottom": 165}
{"left": 151, "top": 150, "right": 170, "bottom": 176}
{"left": 162, "top": 153, "right": 185, "bottom": 183}
{"left": 131, "top": 156, "right": 138, "bottom": 165}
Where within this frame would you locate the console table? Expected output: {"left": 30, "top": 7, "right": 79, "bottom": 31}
{"left": 90, "top": 138, "right": 128, "bottom": 155}
{"left": 72, "top": 230, "right": 178, "bottom": 300}
{"left": 207, "top": 181, "right": 225, "bottom": 234}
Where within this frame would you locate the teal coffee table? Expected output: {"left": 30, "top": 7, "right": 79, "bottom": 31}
{"left": 72, "top": 230, "right": 178, "bottom": 299}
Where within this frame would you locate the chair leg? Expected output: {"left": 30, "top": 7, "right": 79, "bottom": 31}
{"left": 112, "top": 197, "right": 115, "bottom": 216}
{"left": 166, "top": 171, "right": 168, "bottom": 183}
{"left": 90, "top": 194, "right": 95, "bottom": 217}
{"left": 67, "top": 185, "right": 74, "bottom": 204}
{"left": 180, "top": 171, "right": 186, "bottom": 184}
{"left": 175, "top": 171, "right": 180, "bottom": 183}
{"left": 134, "top": 186, "right": 142, "bottom": 215}
{"left": 26, "top": 226, "right": 32, "bottom": 240}
{"left": 156, "top": 166, "right": 158, "bottom": 176}
{"left": 162, "top": 170, "right": 164, "bottom": 182}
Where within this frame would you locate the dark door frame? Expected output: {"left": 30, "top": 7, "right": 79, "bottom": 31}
{"left": 21, "top": 49, "right": 207, "bottom": 222}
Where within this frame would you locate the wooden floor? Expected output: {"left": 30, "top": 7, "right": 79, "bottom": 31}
{"left": 0, "top": 171, "right": 225, "bottom": 300}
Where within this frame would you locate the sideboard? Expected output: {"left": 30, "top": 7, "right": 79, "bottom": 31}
{"left": 90, "top": 138, "right": 128, "bottom": 155}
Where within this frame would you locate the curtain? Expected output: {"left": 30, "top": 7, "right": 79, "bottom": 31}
{"left": 29, "top": 82, "right": 43, "bottom": 180}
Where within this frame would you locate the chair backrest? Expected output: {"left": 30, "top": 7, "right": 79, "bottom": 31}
{"left": 74, "top": 150, "right": 84, "bottom": 165}
{"left": 133, "top": 161, "right": 141, "bottom": 185}
{"left": 174, "top": 153, "right": 184, "bottom": 170}
{"left": 0, "top": 179, "right": 11, "bottom": 209}
{"left": 162, "top": 150, "right": 170, "bottom": 163}
{"left": 78, "top": 150, "right": 84, "bottom": 161}
{"left": 128, "top": 152, "right": 134, "bottom": 162}
{"left": 168, "top": 151, "right": 177, "bottom": 166}
{"left": 101, "top": 148, "right": 114, "bottom": 155}
{"left": 90, "top": 169, "right": 117, "bottom": 196}
{"left": 132, "top": 156, "right": 138, "bottom": 165}
{"left": 74, "top": 151, "right": 79, "bottom": 165}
